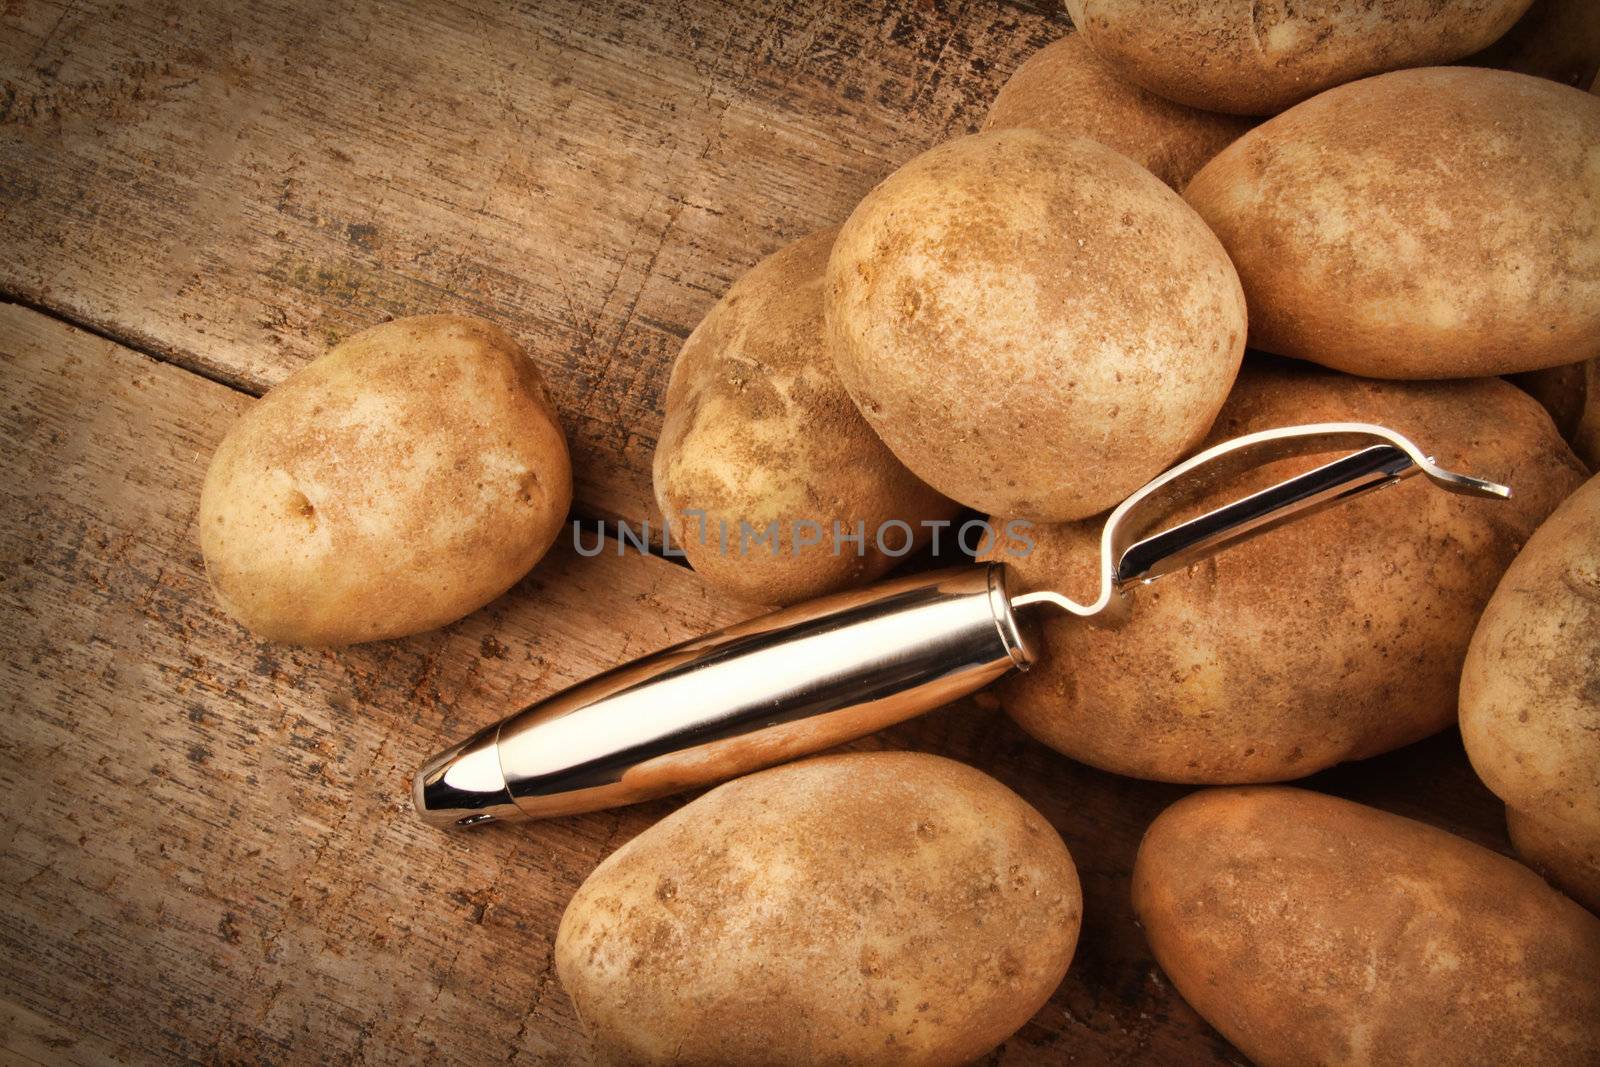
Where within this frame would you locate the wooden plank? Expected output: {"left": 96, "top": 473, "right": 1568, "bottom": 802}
{"left": 0, "top": 0, "right": 1068, "bottom": 526}
{"left": 0, "top": 301, "right": 1515, "bottom": 1064}
{"left": 0, "top": 999, "right": 131, "bottom": 1067}
{"left": 0, "top": 300, "right": 741, "bottom": 1064}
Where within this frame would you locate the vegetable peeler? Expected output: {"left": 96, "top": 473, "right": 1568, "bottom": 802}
{"left": 412, "top": 423, "right": 1509, "bottom": 829}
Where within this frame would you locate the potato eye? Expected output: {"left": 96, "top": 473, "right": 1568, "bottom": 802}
{"left": 286, "top": 489, "right": 317, "bottom": 525}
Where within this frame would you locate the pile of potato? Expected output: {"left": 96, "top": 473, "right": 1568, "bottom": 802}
{"left": 638, "top": 1, "right": 1600, "bottom": 1063}
{"left": 195, "top": 1, "right": 1600, "bottom": 1064}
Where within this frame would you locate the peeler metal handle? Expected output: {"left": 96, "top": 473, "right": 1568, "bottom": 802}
{"left": 413, "top": 423, "right": 1510, "bottom": 829}
{"left": 413, "top": 563, "right": 1032, "bottom": 826}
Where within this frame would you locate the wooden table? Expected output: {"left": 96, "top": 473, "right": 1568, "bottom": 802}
{"left": 0, "top": 2, "right": 1513, "bottom": 1063}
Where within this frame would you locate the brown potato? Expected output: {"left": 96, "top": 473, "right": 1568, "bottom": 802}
{"left": 654, "top": 229, "right": 958, "bottom": 606}
{"left": 1461, "top": 473, "right": 1600, "bottom": 910}
{"left": 199, "top": 315, "right": 571, "bottom": 645}
{"left": 1571, "top": 369, "right": 1600, "bottom": 468}
{"left": 555, "top": 752, "right": 1081, "bottom": 1067}
{"left": 1510, "top": 358, "right": 1600, "bottom": 472}
{"left": 1133, "top": 786, "right": 1600, "bottom": 1067}
{"left": 826, "top": 129, "right": 1245, "bottom": 522}
{"left": 1509, "top": 362, "right": 1589, "bottom": 445}
{"left": 1469, "top": 0, "right": 1600, "bottom": 90}
{"left": 1065, "top": 0, "right": 1535, "bottom": 115}
{"left": 1185, "top": 67, "right": 1600, "bottom": 379}
{"left": 982, "top": 34, "right": 1253, "bottom": 188}
{"left": 985, "top": 363, "right": 1585, "bottom": 783}
{"left": 1508, "top": 807, "right": 1600, "bottom": 913}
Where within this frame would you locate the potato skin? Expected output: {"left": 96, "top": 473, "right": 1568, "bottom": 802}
{"left": 654, "top": 229, "right": 957, "bottom": 606}
{"left": 826, "top": 129, "right": 1245, "bottom": 522}
{"left": 1468, "top": 0, "right": 1600, "bottom": 91}
{"left": 1185, "top": 67, "right": 1600, "bottom": 379}
{"left": 1510, "top": 359, "right": 1600, "bottom": 472}
{"left": 555, "top": 752, "right": 1081, "bottom": 1067}
{"left": 1065, "top": 0, "right": 1534, "bottom": 115}
{"left": 1529, "top": 358, "right": 1600, "bottom": 470}
{"left": 1574, "top": 366, "right": 1600, "bottom": 469}
{"left": 1133, "top": 787, "right": 1600, "bottom": 1067}
{"left": 199, "top": 315, "right": 571, "bottom": 645}
{"left": 1461, "top": 473, "right": 1600, "bottom": 908}
{"left": 985, "top": 363, "right": 1585, "bottom": 783}
{"left": 1508, "top": 807, "right": 1600, "bottom": 913}
{"left": 982, "top": 34, "right": 1253, "bottom": 188}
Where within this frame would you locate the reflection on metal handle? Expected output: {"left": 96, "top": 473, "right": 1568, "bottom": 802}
{"left": 413, "top": 563, "right": 1034, "bottom": 827}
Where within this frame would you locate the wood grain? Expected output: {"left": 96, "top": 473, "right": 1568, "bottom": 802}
{"left": 0, "top": 300, "right": 738, "bottom": 1064}
{"left": 0, "top": 301, "right": 1514, "bottom": 1064}
{"left": 0, "top": 0, "right": 1067, "bottom": 526}
{"left": 0, "top": 3, "right": 1544, "bottom": 1059}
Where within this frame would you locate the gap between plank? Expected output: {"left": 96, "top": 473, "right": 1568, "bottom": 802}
{"left": 0, "top": 290, "right": 688, "bottom": 566}
{"left": 1, "top": 289, "right": 266, "bottom": 397}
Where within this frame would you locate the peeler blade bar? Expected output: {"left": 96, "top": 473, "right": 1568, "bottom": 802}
{"left": 1115, "top": 444, "right": 1414, "bottom": 586}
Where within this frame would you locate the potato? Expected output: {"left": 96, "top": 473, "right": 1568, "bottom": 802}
{"left": 982, "top": 34, "right": 1253, "bottom": 188}
{"left": 1567, "top": 366, "right": 1599, "bottom": 469}
{"left": 654, "top": 229, "right": 958, "bottom": 606}
{"left": 1461, "top": 473, "right": 1600, "bottom": 911}
{"left": 1509, "top": 362, "right": 1590, "bottom": 448}
{"left": 825, "top": 129, "right": 1245, "bottom": 522}
{"left": 1510, "top": 358, "right": 1600, "bottom": 472}
{"left": 1508, "top": 807, "right": 1600, "bottom": 913}
{"left": 1133, "top": 786, "right": 1600, "bottom": 1067}
{"left": 199, "top": 314, "right": 571, "bottom": 645}
{"left": 983, "top": 362, "right": 1586, "bottom": 783}
{"left": 555, "top": 752, "right": 1081, "bottom": 1067}
{"left": 1469, "top": 0, "right": 1600, "bottom": 90}
{"left": 1065, "top": 0, "right": 1535, "bottom": 115}
{"left": 1184, "top": 67, "right": 1600, "bottom": 379}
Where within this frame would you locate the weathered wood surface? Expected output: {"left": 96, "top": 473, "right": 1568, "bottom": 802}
{"left": 0, "top": 302, "right": 736, "bottom": 1065}
{"left": 0, "top": 301, "right": 1513, "bottom": 1064}
{"left": 0, "top": 0, "right": 1066, "bottom": 526}
{"left": 0, "top": 0, "right": 1547, "bottom": 1061}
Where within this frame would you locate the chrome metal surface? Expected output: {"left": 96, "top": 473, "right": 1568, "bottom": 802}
{"left": 414, "top": 563, "right": 1033, "bottom": 827}
{"left": 413, "top": 421, "right": 1510, "bottom": 829}
{"left": 1010, "top": 422, "right": 1510, "bottom": 619}
{"left": 1115, "top": 444, "right": 1408, "bottom": 585}
{"left": 413, "top": 724, "right": 520, "bottom": 829}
